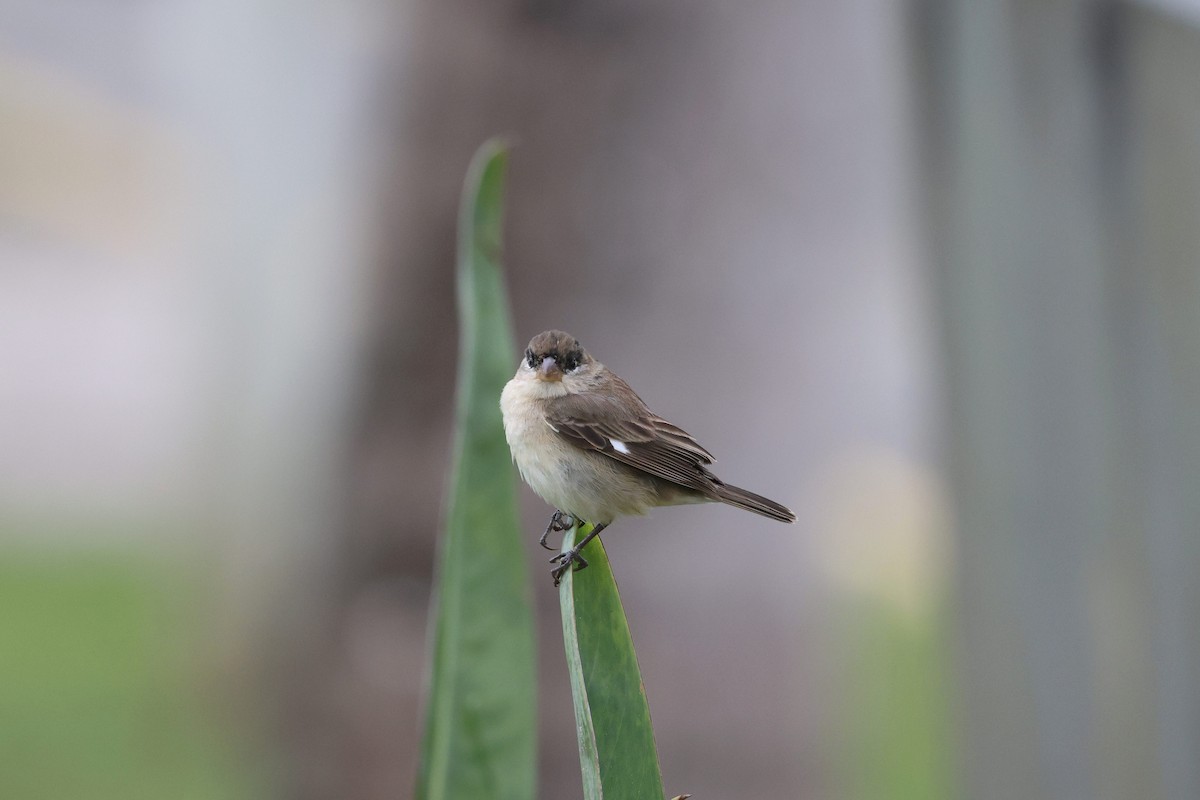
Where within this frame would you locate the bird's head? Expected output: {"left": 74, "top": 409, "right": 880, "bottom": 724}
{"left": 522, "top": 330, "right": 593, "bottom": 384}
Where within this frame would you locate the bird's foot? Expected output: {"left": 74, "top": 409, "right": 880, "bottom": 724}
{"left": 538, "top": 510, "right": 575, "bottom": 551}
{"left": 549, "top": 546, "right": 589, "bottom": 587}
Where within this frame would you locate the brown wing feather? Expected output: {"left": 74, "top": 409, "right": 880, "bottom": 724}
{"left": 545, "top": 377, "right": 722, "bottom": 498}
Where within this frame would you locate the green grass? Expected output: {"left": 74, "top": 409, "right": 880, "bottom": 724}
{"left": 0, "top": 548, "right": 257, "bottom": 800}
{"left": 839, "top": 600, "right": 956, "bottom": 800}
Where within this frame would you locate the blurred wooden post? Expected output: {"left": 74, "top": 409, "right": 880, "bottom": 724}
{"left": 916, "top": 2, "right": 1200, "bottom": 799}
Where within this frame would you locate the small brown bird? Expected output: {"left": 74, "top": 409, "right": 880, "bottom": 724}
{"left": 500, "top": 330, "right": 795, "bottom": 585}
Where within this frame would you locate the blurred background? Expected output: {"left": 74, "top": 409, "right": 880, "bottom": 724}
{"left": 2, "top": 1, "right": 1198, "bottom": 798}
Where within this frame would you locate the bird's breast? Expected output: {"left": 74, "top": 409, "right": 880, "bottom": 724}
{"left": 501, "top": 378, "right": 572, "bottom": 496}
{"left": 500, "top": 377, "right": 657, "bottom": 523}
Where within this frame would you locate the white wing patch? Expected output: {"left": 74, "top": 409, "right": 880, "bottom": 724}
{"left": 610, "top": 439, "right": 630, "bottom": 454}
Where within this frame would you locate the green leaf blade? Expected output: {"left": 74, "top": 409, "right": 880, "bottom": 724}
{"left": 559, "top": 525, "right": 666, "bottom": 800}
{"left": 417, "top": 139, "right": 536, "bottom": 800}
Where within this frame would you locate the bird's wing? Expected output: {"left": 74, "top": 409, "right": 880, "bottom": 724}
{"left": 544, "top": 378, "right": 721, "bottom": 496}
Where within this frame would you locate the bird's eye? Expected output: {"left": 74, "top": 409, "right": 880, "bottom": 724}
{"left": 563, "top": 353, "right": 580, "bottom": 372}
{"left": 525, "top": 349, "right": 536, "bottom": 369}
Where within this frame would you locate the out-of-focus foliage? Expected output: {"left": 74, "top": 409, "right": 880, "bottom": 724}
{"left": 415, "top": 141, "right": 537, "bottom": 800}
{"left": 0, "top": 549, "right": 257, "bottom": 799}
{"left": 840, "top": 602, "right": 955, "bottom": 800}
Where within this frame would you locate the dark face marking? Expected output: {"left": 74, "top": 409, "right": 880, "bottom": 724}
{"left": 560, "top": 349, "right": 581, "bottom": 372}
{"left": 526, "top": 330, "right": 586, "bottom": 372}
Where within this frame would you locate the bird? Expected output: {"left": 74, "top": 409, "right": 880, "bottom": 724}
{"left": 500, "top": 329, "right": 795, "bottom": 586}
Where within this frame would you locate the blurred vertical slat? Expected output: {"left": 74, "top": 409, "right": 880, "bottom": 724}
{"left": 917, "top": 2, "right": 1200, "bottom": 799}
{"left": 1127, "top": 8, "right": 1200, "bottom": 799}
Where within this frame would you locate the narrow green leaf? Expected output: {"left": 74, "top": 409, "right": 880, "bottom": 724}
{"left": 559, "top": 525, "right": 667, "bottom": 800}
{"left": 416, "top": 140, "right": 536, "bottom": 800}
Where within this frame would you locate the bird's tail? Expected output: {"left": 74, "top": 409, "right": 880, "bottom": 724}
{"left": 714, "top": 483, "right": 795, "bottom": 523}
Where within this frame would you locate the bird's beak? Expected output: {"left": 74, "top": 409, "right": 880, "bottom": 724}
{"left": 537, "top": 356, "right": 563, "bottom": 382}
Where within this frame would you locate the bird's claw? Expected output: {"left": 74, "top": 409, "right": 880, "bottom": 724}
{"left": 550, "top": 547, "right": 589, "bottom": 586}
{"left": 538, "top": 510, "right": 575, "bottom": 551}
